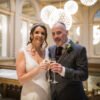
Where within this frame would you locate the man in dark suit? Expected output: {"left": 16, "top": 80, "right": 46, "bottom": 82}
{"left": 48, "top": 22, "right": 88, "bottom": 100}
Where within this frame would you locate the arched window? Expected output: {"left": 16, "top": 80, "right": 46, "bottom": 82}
{"left": 93, "top": 10, "right": 100, "bottom": 55}
{"left": 0, "top": 0, "right": 10, "bottom": 57}
{"left": 20, "top": 0, "right": 38, "bottom": 48}
{"left": 0, "top": 14, "right": 8, "bottom": 57}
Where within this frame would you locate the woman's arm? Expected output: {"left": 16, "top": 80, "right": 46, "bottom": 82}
{"left": 16, "top": 52, "right": 48, "bottom": 85}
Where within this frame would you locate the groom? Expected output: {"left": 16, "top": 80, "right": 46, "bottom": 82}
{"left": 48, "top": 22, "right": 88, "bottom": 100}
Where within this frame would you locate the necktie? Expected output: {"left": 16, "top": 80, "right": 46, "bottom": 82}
{"left": 55, "top": 47, "right": 63, "bottom": 61}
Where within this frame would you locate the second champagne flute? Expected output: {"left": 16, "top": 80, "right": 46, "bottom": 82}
{"left": 50, "top": 58, "right": 58, "bottom": 84}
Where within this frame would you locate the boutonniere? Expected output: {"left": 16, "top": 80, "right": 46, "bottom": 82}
{"left": 63, "top": 43, "right": 73, "bottom": 54}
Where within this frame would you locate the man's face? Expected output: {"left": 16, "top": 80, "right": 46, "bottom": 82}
{"left": 52, "top": 23, "right": 68, "bottom": 46}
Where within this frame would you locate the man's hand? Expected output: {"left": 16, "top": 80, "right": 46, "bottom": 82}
{"left": 50, "top": 63, "right": 63, "bottom": 74}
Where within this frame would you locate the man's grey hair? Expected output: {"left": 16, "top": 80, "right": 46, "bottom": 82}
{"left": 54, "top": 21, "right": 66, "bottom": 29}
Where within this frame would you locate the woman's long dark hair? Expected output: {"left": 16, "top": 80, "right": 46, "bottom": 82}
{"left": 27, "top": 23, "right": 48, "bottom": 48}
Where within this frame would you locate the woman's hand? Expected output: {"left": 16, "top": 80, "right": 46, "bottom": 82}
{"left": 39, "top": 60, "right": 50, "bottom": 72}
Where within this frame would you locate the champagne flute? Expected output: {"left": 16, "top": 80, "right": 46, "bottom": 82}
{"left": 47, "top": 61, "right": 52, "bottom": 82}
{"left": 50, "top": 57, "right": 58, "bottom": 84}
{"left": 47, "top": 66, "right": 52, "bottom": 82}
{"left": 43, "top": 59, "right": 52, "bottom": 82}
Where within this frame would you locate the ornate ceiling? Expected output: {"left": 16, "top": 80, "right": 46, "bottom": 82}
{"left": 0, "top": 0, "right": 100, "bottom": 19}
{"left": 22, "top": 0, "right": 100, "bottom": 19}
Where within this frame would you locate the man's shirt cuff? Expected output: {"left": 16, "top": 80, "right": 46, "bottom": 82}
{"left": 59, "top": 66, "right": 65, "bottom": 77}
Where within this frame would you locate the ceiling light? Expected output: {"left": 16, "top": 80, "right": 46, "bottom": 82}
{"left": 64, "top": 0, "right": 78, "bottom": 15}
{"left": 80, "top": 0, "right": 97, "bottom": 6}
{"left": 40, "top": 5, "right": 57, "bottom": 24}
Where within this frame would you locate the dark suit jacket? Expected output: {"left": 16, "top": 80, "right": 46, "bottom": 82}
{"left": 48, "top": 40, "right": 88, "bottom": 100}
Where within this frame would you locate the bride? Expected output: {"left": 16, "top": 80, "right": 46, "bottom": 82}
{"left": 16, "top": 23, "right": 51, "bottom": 100}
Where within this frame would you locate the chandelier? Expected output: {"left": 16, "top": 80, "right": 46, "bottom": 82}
{"left": 64, "top": 0, "right": 78, "bottom": 15}
{"left": 40, "top": 0, "right": 98, "bottom": 30}
{"left": 40, "top": 5, "right": 57, "bottom": 24}
{"left": 49, "top": 9, "right": 72, "bottom": 30}
{"left": 80, "top": 0, "right": 97, "bottom": 6}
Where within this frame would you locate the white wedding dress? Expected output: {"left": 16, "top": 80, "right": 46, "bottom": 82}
{"left": 20, "top": 48, "right": 51, "bottom": 100}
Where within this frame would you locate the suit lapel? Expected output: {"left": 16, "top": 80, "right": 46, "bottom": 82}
{"left": 57, "top": 48, "right": 68, "bottom": 63}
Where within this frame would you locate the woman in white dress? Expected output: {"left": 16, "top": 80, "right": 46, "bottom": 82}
{"left": 16, "top": 23, "right": 51, "bottom": 100}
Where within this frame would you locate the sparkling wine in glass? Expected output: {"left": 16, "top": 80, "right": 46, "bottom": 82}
{"left": 43, "top": 59, "right": 52, "bottom": 82}
{"left": 50, "top": 58, "right": 58, "bottom": 84}
{"left": 47, "top": 63, "right": 52, "bottom": 82}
